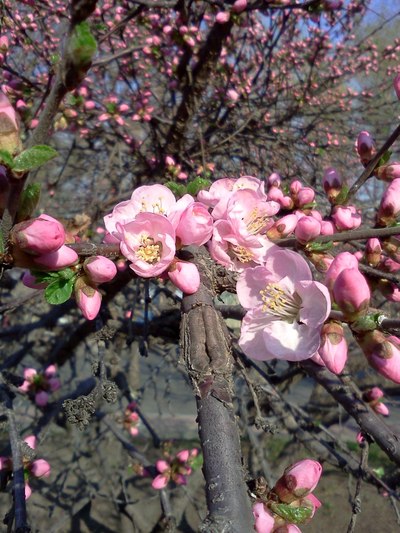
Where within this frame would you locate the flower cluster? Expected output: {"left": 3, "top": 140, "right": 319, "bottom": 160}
{"left": 0, "top": 435, "right": 50, "bottom": 499}
{"left": 151, "top": 448, "right": 199, "bottom": 489}
{"left": 123, "top": 402, "right": 140, "bottom": 437}
{"left": 363, "top": 386, "right": 389, "bottom": 416}
{"left": 252, "top": 459, "right": 322, "bottom": 533}
{"left": 19, "top": 365, "right": 61, "bottom": 407}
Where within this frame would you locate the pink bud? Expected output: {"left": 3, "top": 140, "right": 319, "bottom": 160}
{"left": 374, "top": 402, "right": 389, "bottom": 416}
{"left": 377, "top": 179, "right": 400, "bottom": 226}
{"left": 294, "top": 215, "right": 321, "bottom": 244}
{"left": 267, "top": 172, "right": 281, "bottom": 188}
{"left": 356, "top": 131, "right": 376, "bottom": 167}
{"left": 333, "top": 268, "right": 370, "bottom": 320}
{"left": 30, "top": 459, "right": 51, "bottom": 478}
{"left": 332, "top": 205, "right": 361, "bottom": 231}
{"left": 176, "top": 450, "right": 190, "bottom": 462}
{"left": 48, "top": 378, "right": 61, "bottom": 392}
{"left": 216, "top": 11, "right": 230, "bottom": 23}
{"left": 324, "top": 252, "right": 359, "bottom": 292}
{"left": 302, "top": 493, "right": 322, "bottom": 518}
{"left": 22, "top": 271, "right": 47, "bottom": 289}
{"left": 252, "top": 502, "right": 275, "bottom": 533}
{"left": 267, "top": 186, "right": 284, "bottom": 202}
{"left": 376, "top": 163, "right": 400, "bottom": 182}
{"left": 23, "top": 368, "right": 37, "bottom": 381}
{"left": 318, "top": 322, "right": 347, "bottom": 374}
{"left": 365, "top": 238, "right": 381, "bottom": 267}
{"left": 323, "top": 167, "right": 343, "bottom": 203}
{"left": 44, "top": 365, "right": 57, "bottom": 377}
{"left": 232, "top": 0, "right": 247, "bottom": 13}
{"left": 296, "top": 187, "right": 315, "bottom": 207}
{"left": 34, "top": 245, "right": 78, "bottom": 270}
{"left": 175, "top": 474, "right": 188, "bottom": 485}
{"left": 320, "top": 220, "right": 336, "bottom": 236}
{"left": 35, "top": 391, "right": 49, "bottom": 407}
{"left": 365, "top": 386, "right": 384, "bottom": 401}
{"left": 168, "top": 261, "right": 200, "bottom": 294}
{"left": 156, "top": 460, "right": 170, "bottom": 473}
{"left": 0, "top": 36, "right": 9, "bottom": 51}
{"left": 24, "top": 435, "right": 36, "bottom": 450}
{"left": 267, "top": 214, "right": 298, "bottom": 240}
{"left": 129, "top": 427, "right": 139, "bottom": 437}
{"left": 152, "top": 474, "right": 169, "bottom": 489}
{"left": 175, "top": 202, "right": 213, "bottom": 246}
{"left": 25, "top": 483, "right": 32, "bottom": 500}
{"left": 75, "top": 279, "right": 102, "bottom": 320}
{"left": 84, "top": 256, "right": 117, "bottom": 284}
{"left": 367, "top": 335, "right": 400, "bottom": 383}
{"left": 356, "top": 432, "right": 365, "bottom": 445}
{"left": 394, "top": 73, "right": 400, "bottom": 100}
{"left": 274, "top": 459, "right": 322, "bottom": 503}
{"left": 11, "top": 216, "right": 65, "bottom": 255}
{"left": 290, "top": 180, "right": 302, "bottom": 196}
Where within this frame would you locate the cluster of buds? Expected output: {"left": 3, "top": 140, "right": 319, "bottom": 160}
{"left": 363, "top": 387, "right": 389, "bottom": 416}
{"left": 74, "top": 255, "right": 117, "bottom": 320}
{"left": 151, "top": 448, "right": 199, "bottom": 489}
{"left": 19, "top": 365, "right": 61, "bottom": 407}
{"left": 123, "top": 402, "right": 140, "bottom": 437}
{"left": 252, "top": 459, "right": 322, "bottom": 533}
{"left": 165, "top": 155, "right": 188, "bottom": 181}
{"left": 0, "top": 435, "right": 50, "bottom": 499}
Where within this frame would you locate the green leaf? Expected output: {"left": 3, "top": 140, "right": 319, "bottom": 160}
{"left": 44, "top": 277, "right": 75, "bottom": 305}
{"left": 0, "top": 149, "right": 14, "bottom": 168}
{"left": 69, "top": 21, "right": 97, "bottom": 68}
{"left": 165, "top": 181, "right": 187, "bottom": 198}
{"left": 186, "top": 177, "right": 211, "bottom": 196}
{"left": 270, "top": 503, "right": 312, "bottom": 525}
{"left": 32, "top": 268, "right": 75, "bottom": 284}
{"left": 16, "top": 183, "right": 41, "bottom": 221}
{"left": 13, "top": 145, "right": 58, "bottom": 172}
{"left": 306, "top": 241, "right": 334, "bottom": 253}
{"left": 190, "top": 453, "right": 203, "bottom": 470}
{"left": 378, "top": 150, "right": 392, "bottom": 167}
{"left": 373, "top": 466, "right": 385, "bottom": 478}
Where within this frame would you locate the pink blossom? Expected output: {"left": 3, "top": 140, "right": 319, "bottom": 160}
{"left": 120, "top": 212, "right": 176, "bottom": 277}
{"left": 252, "top": 502, "right": 275, "bottom": 533}
{"left": 274, "top": 459, "right": 322, "bottom": 503}
{"left": 168, "top": 261, "right": 200, "bottom": 294}
{"left": 237, "top": 249, "right": 330, "bottom": 361}
{"left": 83, "top": 256, "right": 117, "bottom": 284}
{"left": 33, "top": 245, "right": 78, "bottom": 270}
{"left": 11, "top": 215, "right": 65, "bottom": 256}
{"left": 333, "top": 268, "right": 370, "bottom": 320}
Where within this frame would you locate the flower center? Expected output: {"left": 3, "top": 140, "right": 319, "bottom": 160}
{"left": 136, "top": 236, "right": 162, "bottom": 264}
{"left": 246, "top": 208, "right": 269, "bottom": 235}
{"left": 230, "top": 244, "right": 254, "bottom": 263}
{"left": 140, "top": 196, "right": 167, "bottom": 215}
{"left": 260, "top": 283, "right": 301, "bottom": 321}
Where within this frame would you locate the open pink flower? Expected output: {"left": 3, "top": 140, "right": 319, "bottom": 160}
{"left": 120, "top": 212, "right": 176, "bottom": 277}
{"left": 237, "top": 249, "right": 330, "bottom": 361}
{"left": 19, "top": 366, "right": 61, "bottom": 406}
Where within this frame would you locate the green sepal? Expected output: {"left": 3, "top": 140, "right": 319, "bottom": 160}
{"left": 332, "top": 185, "right": 349, "bottom": 206}
{"left": 13, "top": 145, "right": 58, "bottom": 172}
{"left": 269, "top": 502, "right": 312, "bottom": 525}
{"left": 306, "top": 241, "right": 334, "bottom": 252}
{"left": 186, "top": 177, "right": 211, "bottom": 196}
{"left": 0, "top": 149, "right": 14, "bottom": 168}
{"left": 16, "top": 183, "right": 41, "bottom": 221}
{"left": 44, "top": 276, "right": 76, "bottom": 305}
{"left": 69, "top": 21, "right": 97, "bottom": 68}
{"left": 165, "top": 181, "right": 187, "bottom": 198}
{"left": 351, "top": 312, "right": 385, "bottom": 332}
{"left": 378, "top": 150, "right": 392, "bottom": 168}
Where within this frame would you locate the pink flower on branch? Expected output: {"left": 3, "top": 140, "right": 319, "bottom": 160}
{"left": 237, "top": 249, "right": 330, "bottom": 361}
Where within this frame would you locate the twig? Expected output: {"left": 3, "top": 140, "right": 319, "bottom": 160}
{"left": 346, "top": 441, "right": 369, "bottom": 533}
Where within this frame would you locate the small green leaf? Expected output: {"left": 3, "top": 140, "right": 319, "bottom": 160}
{"left": 378, "top": 150, "right": 392, "bottom": 167}
{"left": 351, "top": 312, "right": 384, "bottom": 332}
{"left": 69, "top": 21, "right": 97, "bottom": 68}
{"left": 270, "top": 503, "right": 312, "bottom": 525}
{"left": 32, "top": 268, "right": 75, "bottom": 284}
{"left": 13, "top": 146, "right": 58, "bottom": 172}
{"left": 186, "top": 177, "right": 211, "bottom": 196}
{"left": 190, "top": 453, "right": 203, "bottom": 470}
{"left": 165, "top": 181, "right": 187, "bottom": 198}
{"left": 373, "top": 466, "right": 385, "bottom": 478}
{"left": 16, "top": 183, "right": 41, "bottom": 221}
{"left": 306, "top": 241, "right": 334, "bottom": 252}
{"left": 0, "top": 149, "right": 14, "bottom": 168}
{"left": 44, "top": 277, "right": 75, "bottom": 305}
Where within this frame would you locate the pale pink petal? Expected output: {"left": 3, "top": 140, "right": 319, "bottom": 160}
{"left": 31, "top": 459, "right": 51, "bottom": 478}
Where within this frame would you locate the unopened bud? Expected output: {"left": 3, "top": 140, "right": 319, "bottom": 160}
{"left": 83, "top": 256, "right": 117, "bottom": 284}
{"left": 74, "top": 276, "right": 102, "bottom": 320}
{"left": 333, "top": 268, "right": 370, "bottom": 321}
{"left": 365, "top": 238, "right": 382, "bottom": 267}
{"left": 274, "top": 459, "right": 322, "bottom": 503}
{"left": 0, "top": 91, "right": 21, "bottom": 154}
{"left": 11, "top": 215, "right": 65, "bottom": 255}
{"left": 356, "top": 131, "right": 376, "bottom": 167}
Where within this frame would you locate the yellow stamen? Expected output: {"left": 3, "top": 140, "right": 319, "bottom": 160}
{"left": 231, "top": 245, "right": 254, "bottom": 263}
{"left": 260, "top": 283, "right": 301, "bottom": 320}
{"left": 136, "top": 236, "right": 162, "bottom": 264}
